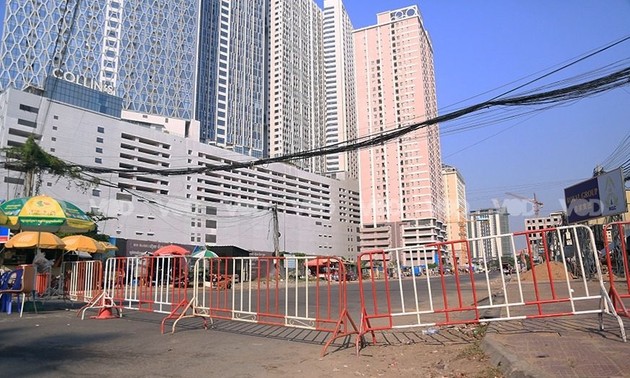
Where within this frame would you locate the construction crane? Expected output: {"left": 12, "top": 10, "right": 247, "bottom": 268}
{"left": 505, "top": 192, "right": 544, "bottom": 217}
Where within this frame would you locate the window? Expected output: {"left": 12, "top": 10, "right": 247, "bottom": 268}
{"left": 116, "top": 193, "right": 132, "bottom": 201}
{"left": 97, "top": 126, "right": 105, "bottom": 133}
{"left": 19, "top": 104, "right": 38, "bottom": 113}
{"left": 94, "top": 158, "right": 102, "bottom": 164}
{"left": 96, "top": 147, "right": 103, "bottom": 153}
{"left": 17, "top": 119, "right": 37, "bottom": 128}
{"left": 96, "top": 137, "right": 103, "bottom": 143}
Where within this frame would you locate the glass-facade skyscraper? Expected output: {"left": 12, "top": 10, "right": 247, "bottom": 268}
{"left": 0, "top": 0, "right": 198, "bottom": 120}
{"left": 196, "top": 0, "right": 268, "bottom": 158}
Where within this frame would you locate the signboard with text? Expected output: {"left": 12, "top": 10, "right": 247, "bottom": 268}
{"left": 564, "top": 168, "right": 627, "bottom": 224}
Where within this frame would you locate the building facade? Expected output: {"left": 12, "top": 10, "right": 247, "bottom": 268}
{"left": 0, "top": 86, "right": 360, "bottom": 257}
{"left": 268, "top": 0, "right": 325, "bottom": 173}
{"left": 353, "top": 6, "right": 445, "bottom": 264}
{"left": 467, "top": 208, "right": 511, "bottom": 262}
{"left": 195, "top": 0, "right": 268, "bottom": 157}
{"left": 322, "top": 0, "right": 358, "bottom": 180}
{"left": 443, "top": 165, "right": 468, "bottom": 267}
{"left": 0, "top": 0, "right": 198, "bottom": 120}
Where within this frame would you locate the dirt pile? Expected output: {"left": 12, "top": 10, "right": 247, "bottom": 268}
{"left": 520, "top": 262, "right": 570, "bottom": 281}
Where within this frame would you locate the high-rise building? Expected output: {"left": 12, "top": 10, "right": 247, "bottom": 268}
{"left": 443, "top": 165, "right": 469, "bottom": 267}
{"left": 468, "top": 208, "right": 511, "bottom": 261}
{"left": 354, "top": 6, "right": 445, "bottom": 261}
{"left": 322, "top": 0, "right": 358, "bottom": 180}
{"left": 268, "top": 0, "right": 324, "bottom": 173}
{"left": 0, "top": 0, "right": 198, "bottom": 120}
{"left": 196, "top": 1, "right": 268, "bottom": 158}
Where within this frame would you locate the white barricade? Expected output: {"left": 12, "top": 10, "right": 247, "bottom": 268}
{"left": 80, "top": 255, "right": 188, "bottom": 318}
{"left": 63, "top": 260, "right": 103, "bottom": 303}
{"left": 358, "top": 225, "right": 626, "bottom": 345}
{"left": 165, "top": 255, "right": 358, "bottom": 357}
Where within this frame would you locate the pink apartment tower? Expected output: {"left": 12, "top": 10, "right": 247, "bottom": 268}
{"left": 354, "top": 6, "right": 445, "bottom": 265}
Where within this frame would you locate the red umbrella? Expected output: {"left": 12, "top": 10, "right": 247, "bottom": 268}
{"left": 305, "top": 257, "right": 340, "bottom": 267}
{"left": 152, "top": 244, "right": 191, "bottom": 256}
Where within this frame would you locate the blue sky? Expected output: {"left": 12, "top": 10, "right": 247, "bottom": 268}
{"left": 1, "top": 1, "right": 629, "bottom": 231}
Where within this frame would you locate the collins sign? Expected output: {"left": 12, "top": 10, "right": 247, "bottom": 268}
{"left": 564, "top": 168, "right": 627, "bottom": 224}
{"left": 51, "top": 69, "right": 116, "bottom": 95}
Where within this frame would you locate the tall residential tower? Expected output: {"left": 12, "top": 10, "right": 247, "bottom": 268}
{"left": 354, "top": 6, "right": 445, "bottom": 261}
{"left": 268, "top": 0, "right": 324, "bottom": 173}
{"left": 196, "top": 0, "right": 268, "bottom": 157}
{"left": 322, "top": 0, "right": 358, "bottom": 180}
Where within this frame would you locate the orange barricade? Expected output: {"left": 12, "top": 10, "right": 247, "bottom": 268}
{"left": 604, "top": 221, "right": 630, "bottom": 317}
{"left": 167, "top": 255, "right": 358, "bottom": 357}
{"left": 35, "top": 273, "right": 50, "bottom": 296}
{"left": 357, "top": 225, "right": 625, "bottom": 353}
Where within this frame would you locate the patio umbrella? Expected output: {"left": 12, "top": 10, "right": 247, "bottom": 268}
{"left": 191, "top": 249, "right": 219, "bottom": 259}
{"left": 0, "top": 195, "right": 95, "bottom": 233}
{"left": 152, "top": 244, "right": 191, "bottom": 256}
{"left": 0, "top": 208, "right": 7, "bottom": 225}
{"left": 97, "top": 241, "right": 118, "bottom": 252}
{"left": 305, "top": 257, "right": 340, "bottom": 267}
{"left": 4, "top": 231, "right": 65, "bottom": 249}
{"left": 61, "top": 235, "right": 105, "bottom": 253}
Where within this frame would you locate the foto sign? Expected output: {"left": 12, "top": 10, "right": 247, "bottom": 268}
{"left": 564, "top": 168, "right": 627, "bottom": 224}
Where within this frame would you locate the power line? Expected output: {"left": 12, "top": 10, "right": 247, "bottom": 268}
{"left": 64, "top": 65, "right": 629, "bottom": 177}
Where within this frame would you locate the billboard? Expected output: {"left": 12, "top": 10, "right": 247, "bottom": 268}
{"left": 564, "top": 168, "right": 627, "bottom": 224}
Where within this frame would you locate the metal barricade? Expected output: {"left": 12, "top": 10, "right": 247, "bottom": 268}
{"left": 80, "top": 256, "right": 188, "bottom": 318}
{"left": 604, "top": 221, "right": 630, "bottom": 317}
{"left": 64, "top": 260, "right": 103, "bottom": 303}
{"left": 357, "top": 225, "right": 625, "bottom": 350}
{"left": 166, "top": 255, "right": 358, "bottom": 357}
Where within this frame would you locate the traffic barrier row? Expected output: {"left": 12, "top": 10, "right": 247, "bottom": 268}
{"left": 357, "top": 224, "right": 626, "bottom": 351}
{"left": 55, "top": 223, "right": 627, "bottom": 355}
{"left": 165, "top": 255, "right": 358, "bottom": 357}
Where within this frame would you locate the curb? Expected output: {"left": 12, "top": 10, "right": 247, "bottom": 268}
{"left": 481, "top": 333, "right": 544, "bottom": 378}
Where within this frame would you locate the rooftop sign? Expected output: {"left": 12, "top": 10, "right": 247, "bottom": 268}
{"left": 564, "top": 168, "right": 627, "bottom": 223}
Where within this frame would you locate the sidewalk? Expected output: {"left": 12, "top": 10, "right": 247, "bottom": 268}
{"left": 481, "top": 314, "right": 630, "bottom": 377}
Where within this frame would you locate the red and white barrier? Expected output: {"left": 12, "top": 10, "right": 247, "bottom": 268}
{"left": 64, "top": 260, "right": 103, "bottom": 303}
{"left": 357, "top": 225, "right": 625, "bottom": 350}
{"left": 165, "top": 255, "right": 358, "bottom": 357}
{"left": 79, "top": 256, "right": 188, "bottom": 319}
{"left": 604, "top": 221, "right": 630, "bottom": 318}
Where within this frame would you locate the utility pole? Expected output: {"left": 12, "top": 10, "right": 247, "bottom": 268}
{"left": 270, "top": 205, "right": 285, "bottom": 278}
{"left": 271, "top": 204, "right": 280, "bottom": 257}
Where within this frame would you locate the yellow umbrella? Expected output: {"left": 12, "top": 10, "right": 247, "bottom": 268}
{"left": 0, "top": 195, "right": 95, "bottom": 233}
{"left": 5, "top": 231, "right": 65, "bottom": 249}
{"left": 97, "top": 241, "right": 118, "bottom": 252}
{"left": 61, "top": 235, "right": 106, "bottom": 253}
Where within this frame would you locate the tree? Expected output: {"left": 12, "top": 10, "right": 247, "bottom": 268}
{"left": 2, "top": 135, "right": 97, "bottom": 196}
